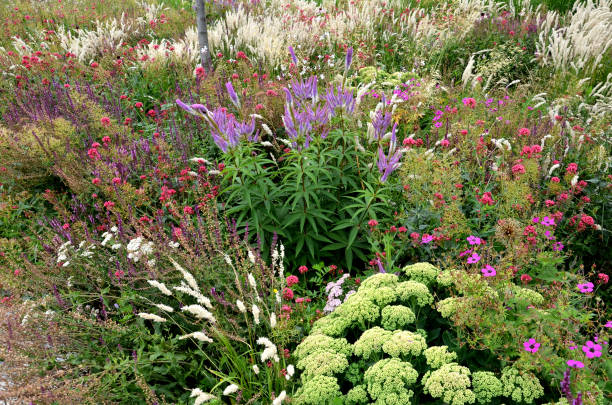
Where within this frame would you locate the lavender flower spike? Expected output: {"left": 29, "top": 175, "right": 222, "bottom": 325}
{"left": 225, "top": 81, "right": 240, "bottom": 108}
{"left": 377, "top": 123, "right": 403, "bottom": 182}
{"left": 288, "top": 46, "right": 298, "bottom": 66}
{"left": 176, "top": 99, "right": 195, "bottom": 114}
{"left": 345, "top": 47, "right": 353, "bottom": 72}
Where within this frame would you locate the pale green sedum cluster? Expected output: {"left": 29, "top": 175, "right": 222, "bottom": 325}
{"left": 422, "top": 363, "right": 476, "bottom": 405}
{"left": 472, "top": 371, "right": 503, "bottom": 403}
{"left": 500, "top": 366, "right": 545, "bottom": 404}
{"left": 292, "top": 263, "right": 546, "bottom": 404}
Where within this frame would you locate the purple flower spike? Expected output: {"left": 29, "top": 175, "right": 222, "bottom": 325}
{"left": 377, "top": 123, "right": 403, "bottom": 182}
{"left": 288, "top": 46, "right": 298, "bottom": 66}
{"left": 225, "top": 81, "right": 240, "bottom": 107}
{"left": 345, "top": 47, "right": 353, "bottom": 71}
{"left": 176, "top": 98, "right": 194, "bottom": 114}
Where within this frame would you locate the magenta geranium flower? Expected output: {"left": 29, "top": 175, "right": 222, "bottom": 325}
{"left": 459, "top": 249, "right": 472, "bottom": 258}
{"left": 466, "top": 235, "right": 481, "bottom": 245}
{"left": 532, "top": 217, "right": 540, "bottom": 223}
{"left": 541, "top": 216, "right": 555, "bottom": 226}
{"left": 577, "top": 282, "right": 594, "bottom": 293}
{"left": 466, "top": 252, "right": 481, "bottom": 264}
{"left": 421, "top": 234, "right": 434, "bottom": 244}
{"left": 582, "top": 341, "right": 602, "bottom": 358}
{"left": 566, "top": 359, "right": 584, "bottom": 368}
{"left": 481, "top": 265, "right": 496, "bottom": 277}
{"left": 605, "top": 321, "right": 612, "bottom": 328}
{"left": 523, "top": 338, "right": 540, "bottom": 353}
{"left": 553, "top": 242, "right": 564, "bottom": 251}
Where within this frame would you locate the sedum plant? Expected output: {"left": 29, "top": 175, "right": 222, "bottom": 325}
{"left": 293, "top": 262, "right": 549, "bottom": 404}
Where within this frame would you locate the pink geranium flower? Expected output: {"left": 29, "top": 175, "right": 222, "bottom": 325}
{"left": 577, "top": 282, "right": 594, "bottom": 293}
{"left": 481, "top": 265, "right": 496, "bottom": 277}
{"left": 566, "top": 360, "right": 584, "bottom": 368}
{"left": 582, "top": 341, "right": 602, "bottom": 358}
{"left": 523, "top": 338, "right": 540, "bottom": 353}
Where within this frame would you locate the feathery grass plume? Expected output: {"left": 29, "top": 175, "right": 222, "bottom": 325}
{"left": 147, "top": 280, "right": 173, "bottom": 296}
{"left": 252, "top": 304, "right": 261, "bottom": 324}
{"left": 182, "top": 305, "right": 217, "bottom": 323}
{"left": 223, "top": 384, "right": 239, "bottom": 395}
{"left": 179, "top": 332, "right": 213, "bottom": 343}
{"left": 169, "top": 257, "right": 199, "bottom": 291}
{"left": 191, "top": 388, "right": 216, "bottom": 405}
{"left": 138, "top": 313, "right": 167, "bottom": 322}
{"left": 154, "top": 303, "right": 174, "bottom": 312}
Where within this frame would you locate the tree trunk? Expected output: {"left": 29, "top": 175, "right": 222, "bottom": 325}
{"left": 195, "top": 0, "right": 212, "bottom": 72}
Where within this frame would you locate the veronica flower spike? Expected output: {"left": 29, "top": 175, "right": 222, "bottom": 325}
{"left": 225, "top": 81, "right": 240, "bottom": 108}
{"left": 377, "top": 123, "right": 403, "bottom": 182}
{"left": 345, "top": 47, "right": 353, "bottom": 72}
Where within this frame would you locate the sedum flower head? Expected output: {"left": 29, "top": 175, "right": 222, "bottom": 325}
{"left": 500, "top": 366, "right": 544, "bottom": 404}
{"left": 364, "top": 358, "right": 418, "bottom": 404}
{"left": 296, "top": 350, "right": 349, "bottom": 381}
{"left": 345, "top": 385, "right": 369, "bottom": 404}
{"left": 437, "top": 297, "right": 461, "bottom": 318}
{"left": 381, "top": 305, "right": 416, "bottom": 330}
{"left": 359, "top": 273, "right": 399, "bottom": 290}
{"left": 403, "top": 262, "right": 439, "bottom": 286}
{"left": 311, "top": 312, "right": 352, "bottom": 337}
{"left": 294, "top": 333, "right": 352, "bottom": 359}
{"left": 396, "top": 281, "right": 434, "bottom": 307}
{"left": 353, "top": 327, "right": 392, "bottom": 360}
{"left": 357, "top": 286, "right": 398, "bottom": 306}
{"left": 422, "top": 363, "right": 475, "bottom": 405}
{"left": 436, "top": 270, "right": 455, "bottom": 287}
{"left": 424, "top": 346, "right": 458, "bottom": 369}
{"left": 472, "top": 371, "right": 502, "bottom": 403}
{"left": 334, "top": 293, "right": 380, "bottom": 327}
{"left": 382, "top": 330, "right": 427, "bottom": 358}
{"left": 512, "top": 286, "right": 544, "bottom": 306}
{"left": 293, "top": 375, "right": 341, "bottom": 405}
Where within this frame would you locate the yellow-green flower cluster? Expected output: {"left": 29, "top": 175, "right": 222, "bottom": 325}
{"left": 334, "top": 292, "right": 381, "bottom": 327}
{"left": 403, "top": 262, "right": 439, "bottom": 286}
{"left": 354, "top": 327, "right": 392, "bottom": 359}
{"left": 381, "top": 305, "right": 416, "bottom": 330}
{"left": 472, "top": 371, "right": 502, "bottom": 403}
{"left": 359, "top": 286, "right": 398, "bottom": 306}
{"left": 424, "top": 346, "right": 458, "bottom": 369}
{"left": 500, "top": 367, "right": 544, "bottom": 404}
{"left": 293, "top": 375, "right": 342, "bottom": 405}
{"left": 437, "top": 297, "right": 460, "bottom": 318}
{"left": 364, "top": 358, "right": 418, "bottom": 404}
{"left": 296, "top": 350, "right": 349, "bottom": 380}
{"left": 436, "top": 269, "right": 455, "bottom": 287}
{"left": 511, "top": 286, "right": 545, "bottom": 306}
{"left": 311, "top": 312, "right": 351, "bottom": 337}
{"left": 422, "top": 363, "right": 476, "bottom": 405}
{"left": 345, "top": 385, "right": 369, "bottom": 404}
{"left": 396, "top": 281, "right": 434, "bottom": 307}
{"left": 293, "top": 334, "right": 352, "bottom": 359}
{"left": 359, "top": 273, "right": 399, "bottom": 290}
{"left": 382, "top": 330, "right": 427, "bottom": 358}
